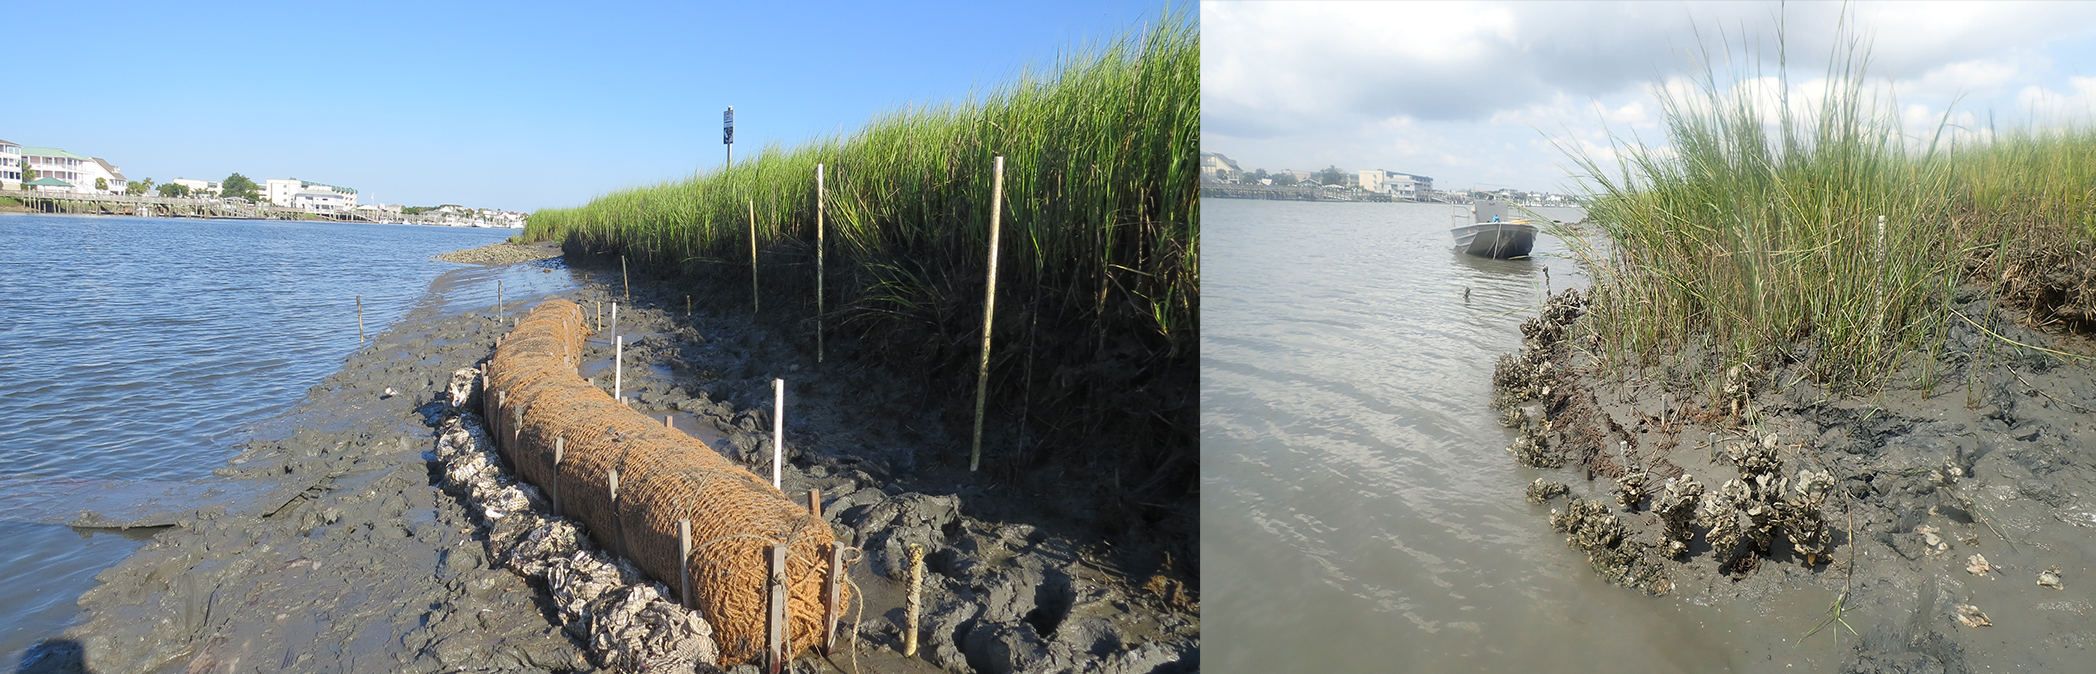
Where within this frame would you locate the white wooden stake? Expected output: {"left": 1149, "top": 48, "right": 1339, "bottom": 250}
{"left": 816, "top": 163, "right": 825, "bottom": 363}
{"left": 679, "top": 518, "right": 693, "bottom": 609}
{"left": 970, "top": 155, "right": 1006, "bottom": 472}
{"left": 749, "top": 198, "right": 760, "bottom": 313}
{"left": 614, "top": 335, "right": 624, "bottom": 401}
{"left": 772, "top": 378, "right": 784, "bottom": 489}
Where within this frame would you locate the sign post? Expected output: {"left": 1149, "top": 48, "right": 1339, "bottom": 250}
{"left": 724, "top": 106, "right": 735, "bottom": 168}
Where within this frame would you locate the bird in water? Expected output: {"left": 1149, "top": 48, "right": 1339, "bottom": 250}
{"left": 1463, "top": 287, "right": 1472, "bottom": 304}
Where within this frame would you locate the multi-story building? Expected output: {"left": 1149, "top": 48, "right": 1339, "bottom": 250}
{"left": 0, "top": 139, "right": 20, "bottom": 189}
{"left": 1357, "top": 169, "right": 1433, "bottom": 199}
{"left": 265, "top": 178, "right": 358, "bottom": 211}
{"left": 1200, "top": 152, "right": 1242, "bottom": 183}
{"left": 83, "top": 158, "right": 126, "bottom": 194}
{"left": 20, "top": 147, "right": 93, "bottom": 192}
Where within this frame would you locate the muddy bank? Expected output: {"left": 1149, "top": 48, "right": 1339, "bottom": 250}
{"left": 1493, "top": 288, "right": 2096, "bottom": 671}
{"left": 438, "top": 240, "right": 564, "bottom": 266}
{"left": 38, "top": 254, "right": 1195, "bottom": 673}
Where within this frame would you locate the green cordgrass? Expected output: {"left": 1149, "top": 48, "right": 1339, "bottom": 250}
{"left": 524, "top": 14, "right": 1195, "bottom": 352}
{"left": 1560, "top": 35, "right": 2096, "bottom": 393}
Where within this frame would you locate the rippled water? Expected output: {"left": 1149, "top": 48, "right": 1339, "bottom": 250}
{"left": 1202, "top": 200, "right": 1841, "bottom": 673}
{"left": 0, "top": 214, "right": 568, "bottom": 663}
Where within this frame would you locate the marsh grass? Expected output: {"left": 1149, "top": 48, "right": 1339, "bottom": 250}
{"left": 1559, "top": 30, "right": 2096, "bottom": 394}
{"left": 521, "top": 15, "right": 1198, "bottom": 512}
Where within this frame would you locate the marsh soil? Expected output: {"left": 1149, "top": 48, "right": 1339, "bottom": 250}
{"left": 39, "top": 254, "right": 1196, "bottom": 674}
{"left": 1501, "top": 288, "right": 2096, "bottom": 673}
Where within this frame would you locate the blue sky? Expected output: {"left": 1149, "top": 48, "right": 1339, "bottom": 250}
{"left": 4, "top": 1, "right": 1180, "bottom": 212}
{"left": 1205, "top": 1, "right": 2096, "bottom": 195}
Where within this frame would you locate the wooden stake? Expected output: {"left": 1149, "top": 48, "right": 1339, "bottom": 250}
{"left": 816, "top": 163, "right": 825, "bottom": 363}
{"left": 808, "top": 488, "right": 822, "bottom": 518}
{"left": 678, "top": 519, "right": 693, "bottom": 609}
{"left": 356, "top": 295, "right": 364, "bottom": 345}
{"left": 749, "top": 198, "right": 760, "bottom": 314}
{"left": 768, "top": 544, "right": 789, "bottom": 673}
{"left": 552, "top": 436, "right": 565, "bottom": 516}
{"left": 903, "top": 543, "right": 925, "bottom": 658}
{"left": 772, "top": 378, "right": 785, "bottom": 489}
{"left": 497, "top": 279, "right": 502, "bottom": 315}
{"left": 614, "top": 335, "right": 624, "bottom": 401}
{"left": 609, "top": 467, "right": 624, "bottom": 558}
{"left": 823, "top": 545, "right": 847, "bottom": 655}
{"left": 970, "top": 155, "right": 1006, "bottom": 472}
{"left": 665, "top": 415, "right": 673, "bottom": 429}
{"left": 621, "top": 255, "right": 630, "bottom": 300}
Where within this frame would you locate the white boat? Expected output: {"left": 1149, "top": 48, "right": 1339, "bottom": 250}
{"left": 1452, "top": 197, "right": 1538, "bottom": 259}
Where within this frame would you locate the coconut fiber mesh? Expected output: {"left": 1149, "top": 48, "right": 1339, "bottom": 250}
{"left": 482, "top": 300, "right": 844, "bottom": 665}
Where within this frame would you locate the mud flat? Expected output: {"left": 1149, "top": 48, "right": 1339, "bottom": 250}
{"left": 1494, "top": 287, "right": 2096, "bottom": 672}
{"left": 31, "top": 251, "right": 1195, "bottom": 674}
{"left": 437, "top": 240, "right": 564, "bottom": 266}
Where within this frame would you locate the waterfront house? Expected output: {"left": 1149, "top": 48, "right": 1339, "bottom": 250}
{"left": 265, "top": 178, "right": 358, "bottom": 211}
{"left": 0, "top": 139, "right": 20, "bottom": 189}
{"left": 171, "top": 178, "right": 221, "bottom": 195}
{"left": 1201, "top": 152, "right": 1243, "bottom": 183}
{"left": 83, "top": 158, "right": 126, "bottom": 194}
{"left": 20, "top": 147, "right": 91, "bottom": 193}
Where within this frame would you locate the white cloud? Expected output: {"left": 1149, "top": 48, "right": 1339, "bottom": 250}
{"left": 1204, "top": 1, "right": 2096, "bottom": 193}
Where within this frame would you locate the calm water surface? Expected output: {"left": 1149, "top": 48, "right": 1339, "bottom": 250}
{"left": 1202, "top": 200, "right": 1845, "bottom": 673}
{"left": 0, "top": 214, "right": 574, "bottom": 664}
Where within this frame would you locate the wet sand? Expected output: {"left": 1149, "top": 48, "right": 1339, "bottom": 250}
{"left": 1497, "top": 288, "right": 2096, "bottom": 672}
{"left": 32, "top": 252, "right": 1196, "bottom": 673}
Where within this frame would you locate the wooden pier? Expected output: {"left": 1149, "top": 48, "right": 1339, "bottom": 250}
{"left": 3, "top": 191, "right": 438, "bottom": 224}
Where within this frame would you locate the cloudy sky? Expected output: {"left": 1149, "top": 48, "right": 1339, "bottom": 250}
{"left": 1203, "top": 1, "right": 2096, "bottom": 194}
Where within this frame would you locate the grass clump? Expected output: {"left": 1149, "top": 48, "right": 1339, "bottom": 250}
{"left": 522, "top": 14, "right": 1198, "bottom": 532}
{"left": 1561, "top": 27, "right": 2096, "bottom": 394}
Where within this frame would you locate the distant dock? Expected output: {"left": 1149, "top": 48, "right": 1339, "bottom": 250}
{"left": 5, "top": 191, "right": 439, "bottom": 225}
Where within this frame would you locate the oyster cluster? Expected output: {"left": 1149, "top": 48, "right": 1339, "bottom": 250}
{"left": 1506, "top": 409, "right": 1562, "bottom": 468}
{"left": 1689, "top": 436, "right": 1836, "bottom": 567}
{"left": 1526, "top": 478, "right": 1571, "bottom": 504}
{"left": 1549, "top": 497, "right": 1668, "bottom": 593}
{"left": 1649, "top": 476, "right": 1705, "bottom": 558}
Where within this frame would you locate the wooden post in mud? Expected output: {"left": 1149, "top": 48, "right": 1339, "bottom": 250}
{"left": 768, "top": 544, "right": 789, "bottom": 673}
{"left": 903, "top": 543, "right": 925, "bottom": 658}
{"left": 772, "top": 378, "right": 785, "bottom": 489}
{"left": 823, "top": 544, "right": 847, "bottom": 655}
{"left": 621, "top": 255, "right": 630, "bottom": 300}
{"left": 552, "top": 436, "right": 565, "bottom": 516}
{"left": 665, "top": 415, "right": 673, "bottom": 429}
{"left": 808, "top": 488, "right": 821, "bottom": 518}
{"left": 609, "top": 467, "right": 625, "bottom": 558}
{"left": 969, "top": 155, "right": 1006, "bottom": 472}
{"left": 678, "top": 518, "right": 693, "bottom": 609}
{"left": 614, "top": 335, "right": 624, "bottom": 402}
{"left": 356, "top": 295, "right": 364, "bottom": 345}
{"left": 686, "top": 294, "right": 691, "bottom": 317}
{"left": 749, "top": 198, "right": 760, "bottom": 314}
{"left": 497, "top": 279, "right": 503, "bottom": 316}
{"left": 816, "top": 163, "right": 825, "bottom": 363}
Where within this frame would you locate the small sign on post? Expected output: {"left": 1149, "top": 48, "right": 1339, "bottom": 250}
{"left": 724, "top": 106, "right": 735, "bottom": 167}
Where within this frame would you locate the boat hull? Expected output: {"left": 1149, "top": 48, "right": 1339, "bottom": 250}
{"left": 1452, "top": 221, "right": 1538, "bottom": 259}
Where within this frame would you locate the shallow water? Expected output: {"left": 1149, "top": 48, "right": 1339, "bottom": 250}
{"left": 1201, "top": 200, "right": 1851, "bottom": 673}
{"left": 0, "top": 214, "right": 568, "bottom": 665}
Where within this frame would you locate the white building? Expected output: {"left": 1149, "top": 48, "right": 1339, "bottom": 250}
{"left": 20, "top": 147, "right": 93, "bottom": 193}
{"left": 1358, "top": 169, "right": 1432, "bottom": 199}
{"left": 0, "top": 139, "right": 20, "bottom": 189}
{"left": 1200, "top": 152, "right": 1242, "bottom": 183}
{"left": 75, "top": 158, "right": 127, "bottom": 194}
{"left": 266, "top": 178, "right": 358, "bottom": 210}
{"left": 170, "top": 178, "right": 220, "bottom": 195}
